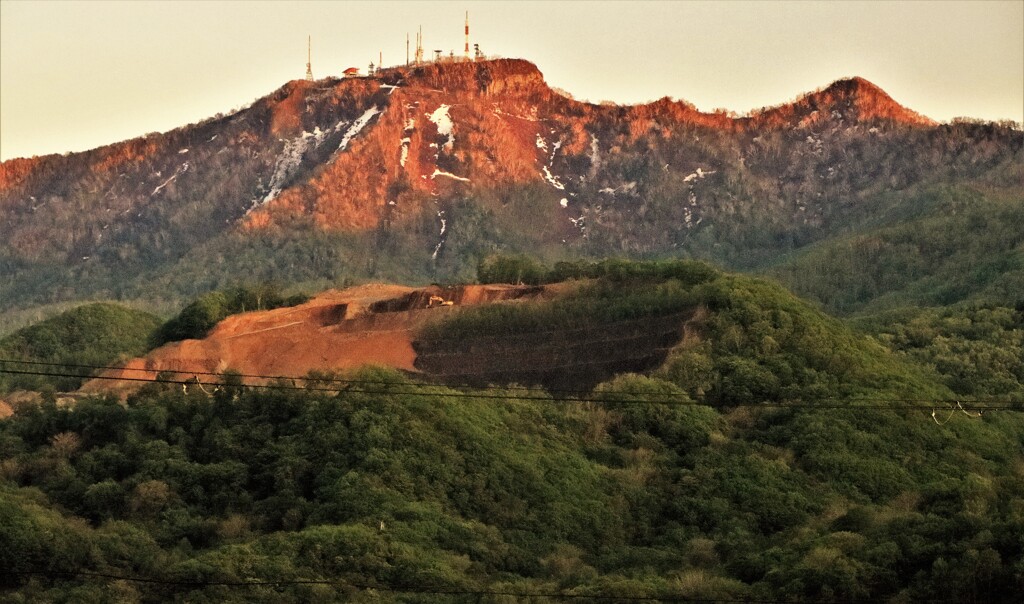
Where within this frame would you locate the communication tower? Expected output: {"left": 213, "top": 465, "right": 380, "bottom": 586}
{"left": 305, "top": 36, "right": 314, "bottom": 81}
{"left": 464, "top": 12, "right": 470, "bottom": 59}
{"left": 415, "top": 26, "right": 424, "bottom": 65}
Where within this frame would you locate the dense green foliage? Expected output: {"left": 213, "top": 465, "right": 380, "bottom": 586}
{"left": 477, "top": 255, "right": 721, "bottom": 287}
{"left": 0, "top": 303, "right": 161, "bottom": 392}
{"left": 766, "top": 184, "right": 1024, "bottom": 315}
{"left": 431, "top": 259, "right": 717, "bottom": 342}
{"left": 434, "top": 259, "right": 943, "bottom": 403}
{"left": 2, "top": 264, "right": 1023, "bottom": 602}
{"left": 2, "top": 371, "right": 1022, "bottom": 600}
{"left": 853, "top": 304, "right": 1024, "bottom": 400}
{"left": 156, "top": 284, "right": 309, "bottom": 344}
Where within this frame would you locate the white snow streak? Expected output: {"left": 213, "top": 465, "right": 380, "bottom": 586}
{"left": 431, "top": 169, "right": 470, "bottom": 182}
{"left": 538, "top": 131, "right": 565, "bottom": 191}
{"left": 598, "top": 182, "right": 637, "bottom": 196}
{"left": 431, "top": 211, "right": 447, "bottom": 260}
{"left": 151, "top": 162, "right": 189, "bottom": 196}
{"left": 541, "top": 166, "right": 565, "bottom": 190}
{"left": 682, "top": 167, "right": 715, "bottom": 183}
{"left": 428, "top": 104, "right": 454, "bottom": 151}
{"left": 400, "top": 117, "right": 415, "bottom": 168}
{"left": 338, "top": 105, "right": 381, "bottom": 151}
{"left": 492, "top": 106, "right": 542, "bottom": 122}
{"left": 261, "top": 132, "right": 317, "bottom": 204}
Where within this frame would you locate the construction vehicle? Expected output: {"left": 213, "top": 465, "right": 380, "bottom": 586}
{"left": 428, "top": 295, "right": 454, "bottom": 307}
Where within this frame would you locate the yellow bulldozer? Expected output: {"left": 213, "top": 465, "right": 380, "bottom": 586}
{"left": 428, "top": 295, "right": 454, "bottom": 308}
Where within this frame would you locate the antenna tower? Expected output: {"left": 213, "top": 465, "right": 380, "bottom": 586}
{"left": 415, "top": 26, "right": 424, "bottom": 65}
{"left": 305, "top": 36, "right": 314, "bottom": 81}
{"left": 464, "top": 12, "right": 470, "bottom": 59}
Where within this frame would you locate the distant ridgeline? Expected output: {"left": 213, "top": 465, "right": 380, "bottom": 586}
{"left": 0, "top": 58, "right": 1020, "bottom": 316}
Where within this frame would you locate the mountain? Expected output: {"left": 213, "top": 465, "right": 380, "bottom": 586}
{"left": 1, "top": 59, "right": 1021, "bottom": 318}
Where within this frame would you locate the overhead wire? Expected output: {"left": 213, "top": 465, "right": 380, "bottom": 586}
{"left": 1, "top": 362, "right": 1020, "bottom": 411}
{"left": 0, "top": 569, "right": 924, "bottom": 603}
{"left": 2, "top": 357, "right": 1021, "bottom": 406}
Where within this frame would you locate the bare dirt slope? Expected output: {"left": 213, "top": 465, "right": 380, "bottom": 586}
{"left": 81, "top": 283, "right": 546, "bottom": 396}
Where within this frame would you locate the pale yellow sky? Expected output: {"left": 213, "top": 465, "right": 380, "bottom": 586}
{"left": 1, "top": 0, "right": 1021, "bottom": 161}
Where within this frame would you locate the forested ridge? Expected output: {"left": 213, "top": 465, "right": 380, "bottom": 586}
{"left": 2, "top": 262, "right": 1023, "bottom": 602}
{"left": 1, "top": 59, "right": 1020, "bottom": 323}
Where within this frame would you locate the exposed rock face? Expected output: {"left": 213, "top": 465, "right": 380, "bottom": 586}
{"left": 1, "top": 58, "right": 1019, "bottom": 312}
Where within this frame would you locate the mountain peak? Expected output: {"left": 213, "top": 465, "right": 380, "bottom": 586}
{"left": 748, "top": 76, "right": 936, "bottom": 129}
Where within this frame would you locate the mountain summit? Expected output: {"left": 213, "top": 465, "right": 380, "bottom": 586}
{"left": 0, "top": 58, "right": 1019, "bottom": 313}
{"left": 747, "top": 76, "right": 936, "bottom": 129}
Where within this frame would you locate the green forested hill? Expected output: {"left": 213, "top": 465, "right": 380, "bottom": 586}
{"left": 2, "top": 265, "right": 1022, "bottom": 602}
{"left": 0, "top": 303, "right": 161, "bottom": 392}
{"left": 765, "top": 182, "right": 1024, "bottom": 316}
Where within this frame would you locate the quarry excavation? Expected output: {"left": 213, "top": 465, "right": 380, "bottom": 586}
{"left": 77, "top": 280, "right": 701, "bottom": 396}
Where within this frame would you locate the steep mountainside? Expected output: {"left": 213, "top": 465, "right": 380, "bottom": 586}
{"left": 1, "top": 59, "right": 1020, "bottom": 315}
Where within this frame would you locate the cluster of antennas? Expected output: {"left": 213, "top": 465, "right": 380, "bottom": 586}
{"left": 303, "top": 12, "right": 485, "bottom": 81}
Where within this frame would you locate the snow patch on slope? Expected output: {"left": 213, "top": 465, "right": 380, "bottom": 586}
{"left": 682, "top": 167, "right": 715, "bottom": 183}
{"left": 400, "top": 113, "right": 415, "bottom": 168}
{"left": 432, "top": 169, "right": 470, "bottom": 182}
{"left": 260, "top": 130, "right": 322, "bottom": 204}
{"left": 541, "top": 166, "right": 565, "bottom": 190}
{"left": 588, "top": 134, "right": 601, "bottom": 180}
{"left": 428, "top": 104, "right": 454, "bottom": 151}
{"left": 338, "top": 105, "right": 381, "bottom": 151}
{"left": 152, "top": 162, "right": 189, "bottom": 196}
{"left": 538, "top": 130, "right": 566, "bottom": 192}
{"left": 599, "top": 182, "right": 637, "bottom": 196}
{"left": 431, "top": 210, "right": 447, "bottom": 260}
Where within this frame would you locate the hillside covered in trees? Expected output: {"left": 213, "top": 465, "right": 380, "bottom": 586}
{"left": 1, "top": 59, "right": 1020, "bottom": 324}
{"left": 2, "top": 262, "right": 1023, "bottom": 601}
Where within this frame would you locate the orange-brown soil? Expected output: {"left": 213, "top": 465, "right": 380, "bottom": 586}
{"left": 80, "top": 283, "right": 547, "bottom": 396}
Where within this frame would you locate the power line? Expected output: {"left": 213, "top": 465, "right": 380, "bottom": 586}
{"left": 3, "top": 358, "right": 1022, "bottom": 407}
{"left": 0, "top": 570, "right": 873, "bottom": 603}
{"left": 1, "top": 365, "right": 1021, "bottom": 411}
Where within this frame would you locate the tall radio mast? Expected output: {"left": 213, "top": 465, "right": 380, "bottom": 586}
{"left": 305, "top": 36, "right": 313, "bottom": 81}
{"left": 464, "top": 12, "right": 470, "bottom": 59}
{"left": 415, "top": 25, "right": 424, "bottom": 65}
